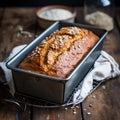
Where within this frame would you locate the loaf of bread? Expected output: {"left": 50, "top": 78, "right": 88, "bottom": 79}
{"left": 19, "top": 26, "right": 99, "bottom": 78}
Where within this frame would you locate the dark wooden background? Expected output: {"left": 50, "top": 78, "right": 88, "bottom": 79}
{"left": 0, "top": 7, "right": 120, "bottom": 120}
{"left": 0, "top": 0, "right": 120, "bottom": 7}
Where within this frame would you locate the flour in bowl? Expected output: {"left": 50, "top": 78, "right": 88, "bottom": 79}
{"left": 38, "top": 8, "right": 73, "bottom": 20}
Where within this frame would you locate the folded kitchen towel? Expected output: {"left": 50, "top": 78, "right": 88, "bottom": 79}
{"left": 73, "top": 50, "right": 120, "bottom": 105}
{"left": 0, "top": 45, "right": 120, "bottom": 105}
{"left": 0, "top": 44, "right": 27, "bottom": 95}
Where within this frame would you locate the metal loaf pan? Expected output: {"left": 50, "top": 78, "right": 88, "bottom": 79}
{"left": 6, "top": 21, "right": 108, "bottom": 104}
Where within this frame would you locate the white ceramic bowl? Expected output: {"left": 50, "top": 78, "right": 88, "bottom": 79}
{"left": 35, "top": 5, "right": 76, "bottom": 29}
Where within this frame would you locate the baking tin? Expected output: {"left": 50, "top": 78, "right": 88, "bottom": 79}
{"left": 6, "top": 21, "right": 108, "bottom": 104}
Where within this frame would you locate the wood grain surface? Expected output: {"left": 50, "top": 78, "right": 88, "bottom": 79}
{"left": 0, "top": 7, "right": 120, "bottom": 120}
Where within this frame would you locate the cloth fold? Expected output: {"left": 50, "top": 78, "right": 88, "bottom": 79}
{"left": 0, "top": 45, "right": 120, "bottom": 105}
{"left": 0, "top": 45, "right": 26, "bottom": 95}
{"left": 73, "top": 50, "right": 120, "bottom": 104}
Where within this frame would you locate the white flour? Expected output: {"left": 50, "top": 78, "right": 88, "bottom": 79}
{"left": 38, "top": 8, "right": 73, "bottom": 20}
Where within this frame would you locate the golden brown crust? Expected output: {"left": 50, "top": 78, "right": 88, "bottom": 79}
{"left": 19, "top": 26, "right": 99, "bottom": 78}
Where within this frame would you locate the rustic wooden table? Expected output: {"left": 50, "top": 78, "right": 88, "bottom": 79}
{"left": 0, "top": 7, "right": 120, "bottom": 120}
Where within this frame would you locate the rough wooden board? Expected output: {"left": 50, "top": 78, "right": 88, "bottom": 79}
{"left": 0, "top": 8, "right": 4, "bottom": 22}
{"left": 81, "top": 19, "right": 120, "bottom": 120}
{"left": 81, "top": 78, "right": 120, "bottom": 120}
{"left": 0, "top": 7, "right": 36, "bottom": 120}
{"left": 0, "top": 84, "right": 32, "bottom": 120}
{"left": 0, "top": 8, "right": 36, "bottom": 61}
{"left": 0, "top": 7, "right": 120, "bottom": 120}
{"left": 0, "top": 104, "right": 16, "bottom": 120}
{"left": 115, "top": 8, "right": 120, "bottom": 29}
{"left": 32, "top": 105, "right": 82, "bottom": 120}
{"left": 0, "top": 102, "right": 33, "bottom": 120}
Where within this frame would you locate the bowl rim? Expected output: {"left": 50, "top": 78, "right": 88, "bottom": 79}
{"left": 35, "top": 5, "right": 77, "bottom": 22}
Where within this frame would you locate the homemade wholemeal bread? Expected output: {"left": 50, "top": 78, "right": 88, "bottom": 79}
{"left": 19, "top": 26, "right": 99, "bottom": 78}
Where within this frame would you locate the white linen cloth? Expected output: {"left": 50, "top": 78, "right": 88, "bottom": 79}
{"left": 73, "top": 50, "right": 120, "bottom": 105}
{"left": 0, "top": 45, "right": 26, "bottom": 95}
{"left": 0, "top": 45, "right": 120, "bottom": 105}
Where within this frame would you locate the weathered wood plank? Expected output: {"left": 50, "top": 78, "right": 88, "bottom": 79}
{"left": 0, "top": 83, "right": 31, "bottom": 120}
{"left": 115, "top": 8, "right": 120, "bottom": 29}
{"left": 0, "top": 8, "right": 4, "bottom": 22}
{"left": 32, "top": 105, "right": 82, "bottom": 120}
{"left": 0, "top": 7, "right": 120, "bottom": 120}
{"left": 16, "top": 106, "right": 31, "bottom": 120}
{"left": 0, "top": 101, "right": 32, "bottom": 120}
{"left": 0, "top": 7, "right": 37, "bottom": 120}
{"left": 81, "top": 78, "right": 120, "bottom": 120}
{"left": 0, "top": 104, "right": 16, "bottom": 120}
{"left": 82, "top": 21, "right": 120, "bottom": 120}
{"left": 76, "top": 7, "right": 85, "bottom": 24}
{"left": 0, "top": 7, "right": 36, "bottom": 61}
